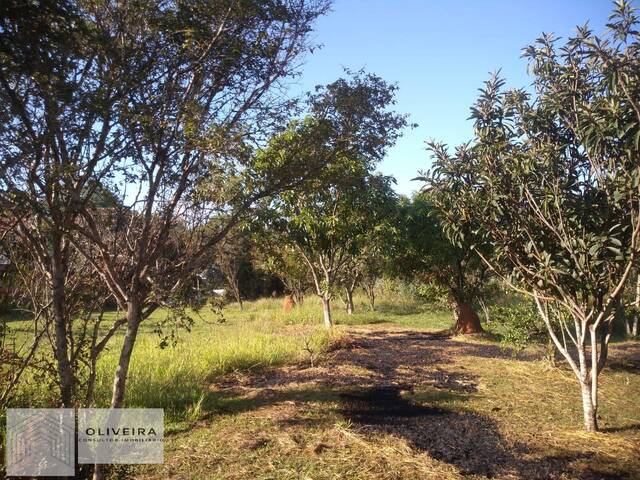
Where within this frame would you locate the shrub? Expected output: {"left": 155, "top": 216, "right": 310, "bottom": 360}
{"left": 491, "top": 302, "right": 547, "bottom": 353}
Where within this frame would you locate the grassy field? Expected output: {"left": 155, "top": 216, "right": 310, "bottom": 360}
{"left": 2, "top": 293, "right": 640, "bottom": 479}
{"left": 1, "top": 293, "right": 449, "bottom": 420}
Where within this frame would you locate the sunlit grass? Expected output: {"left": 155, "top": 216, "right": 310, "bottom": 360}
{"left": 4, "top": 291, "right": 450, "bottom": 423}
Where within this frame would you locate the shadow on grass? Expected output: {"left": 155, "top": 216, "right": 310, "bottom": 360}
{"left": 601, "top": 423, "right": 640, "bottom": 433}
{"left": 161, "top": 327, "right": 638, "bottom": 479}
{"left": 339, "top": 385, "right": 630, "bottom": 479}
{"left": 0, "top": 309, "right": 34, "bottom": 323}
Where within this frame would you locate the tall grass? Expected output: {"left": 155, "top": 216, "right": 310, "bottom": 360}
{"left": 3, "top": 291, "right": 451, "bottom": 424}
{"left": 93, "top": 308, "right": 332, "bottom": 421}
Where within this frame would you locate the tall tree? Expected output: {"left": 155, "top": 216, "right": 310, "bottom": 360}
{"left": 426, "top": 1, "right": 640, "bottom": 431}
{"left": 0, "top": 0, "right": 144, "bottom": 406}
{"left": 338, "top": 198, "right": 398, "bottom": 314}
{"left": 260, "top": 72, "right": 407, "bottom": 327}
{"left": 1, "top": 0, "right": 330, "bottom": 437}
{"left": 69, "top": 1, "right": 329, "bottom": 418}
{"left": 271, "top": 170, "right": 398, "bottom": 327}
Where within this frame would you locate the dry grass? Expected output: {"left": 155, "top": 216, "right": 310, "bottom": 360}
{"left": 3, "top": 294, "right": 639, "bottom": 479}
{"left": 131, "top": 314, "right": 640, "bottom": 480}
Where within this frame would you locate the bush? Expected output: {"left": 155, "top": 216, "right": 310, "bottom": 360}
{"left": 490, "top": 301, "right": 547, "bottom": 353}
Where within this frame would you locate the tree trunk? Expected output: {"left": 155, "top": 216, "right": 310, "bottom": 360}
{"left": 364, "top": 283, "right": 376, "bottom": 311}
{"left": 580, "top": 380, "right": 598, "bottom": 432}
{"left": 624, "top": 314, "right": 637, "bottom": 337}
{"left": 229, "top": 276, "right": 242, "bottom": 310}
{"left": 110, "top": 299, "right": 142, "bottom": 408}
{"left": 453, "top": 301, "right": 483, "bottom": 333}
{"left": 234, "top": 288, "right": 243, "bottom": 310}
{"left": 51, "top": 234, "right": 74, "bottom": 407}
{"left": 631, "top": 275, "right": 640, "bottom": 336}
{"left": 94, "top": 299, "right": 143, "bottom": 480}
{"left": 321, "top": 295, "right": 332, "bottom": 329}
{"left": 293, "top": 289, "right": 304, "bottom": 305}
{"left": 345, "top": 287, "right": 354, "bottom": 315}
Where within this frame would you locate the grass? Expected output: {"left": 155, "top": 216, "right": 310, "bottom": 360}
{"left": 2, "top": 292, "right": 639, "bottom": 479}
{"left": 1, "top": 293, "right": 448, "bottom": 419}
{"left": 132, "top": 302, "right": 640, "bottom": 480}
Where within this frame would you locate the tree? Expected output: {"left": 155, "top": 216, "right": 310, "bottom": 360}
{"left": 0, "top": 0, "right": 143, "bottom": 407}
{"left": 426, "top": 2, "right": 640, "bottom": 431}
{"left": 272, "top": 171, "right": 398, "bottom": 327}
{"left": 396, "top": 193, "right": 489, "bottom": 333}
{"left": 1, "top": 2, "right": 330, "bottom": 453}
{"left": 622, "top": 270, "right": 639, "bottom": 337}
{"left": 260, "top": 72, "right": 407, "bottom": 327}
{"left": 0, "top": 226, "right": 118, "bottom": 410}
{"left": 254, "top": 239, "right": 311, "bottom": 305}
{"left": 69, "top": 1, "right": 329, "bottom": 422}
{"left": 213, "top": 225, "right": 251, "bottom": 309}
{"left": 338, "top": 198, "right": 398, "bottom": 313}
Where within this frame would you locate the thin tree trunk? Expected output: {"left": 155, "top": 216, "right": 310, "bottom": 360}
{"left": 345, "top": 287, "right": 354, "bottom": 315}
{"left": 632, "top": 274, "right": 640, "bottom": 336}
{"left": 321, "top": 295, "right": 332, "bottom": 329}
{"left": 226, "top": 272, "right": 242, "bottom": 310}
{"left": 233, "top": 285, "right": 243, "bottom": 310}
{"left": 576, "top": 323, "right": 599, "bottom": 432}
{"left": 534, "top": 298, "right": 605, "bottom": 432}
{"left": 94, "top": 299, "right": 142, "bottom": 480}
{"left": 51, "top": 234, "right": 74, "bottom": 407}
{"left": 363, "top": 279, "right": 376, "bottom": 311}
{"left": 110, "top": 299, "right": 142, "bottom": 408}
{"left": 580, "top": 380, "right": 598, "bottom": 432}
{"left": 589, "top": 326, "right": 599, "bottom": 432}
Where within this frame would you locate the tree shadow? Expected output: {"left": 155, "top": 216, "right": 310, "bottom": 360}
{"left": 600, "top": 423, "right": 640, "bottom": 433}
{"left": 192, "top": 328, "right": 638, "bottom": 478}
{"left": 338, "top": 385, "right": 629, "bottom": 479}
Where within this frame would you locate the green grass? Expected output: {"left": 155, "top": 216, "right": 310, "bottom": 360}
{"left": 2, "top": 292, "right": 450, "bottom": 424}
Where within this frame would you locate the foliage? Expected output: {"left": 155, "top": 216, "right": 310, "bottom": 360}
{"left": 258, "top": 72, "right": 407, "bottom": 326}
{"left": 490, "top": 302, "right": 547, "bottom": 353}
{"left": 414, "top": 282, "right": 451, "bottom": 309}
{"left": 394, "top": 193, "right": 490, "bottom": 332}
{"left": 424, "top": 1, "right": 640, "bottom": 430}
{"left": 0, "top": 0, "right": 330, "bottom": 421}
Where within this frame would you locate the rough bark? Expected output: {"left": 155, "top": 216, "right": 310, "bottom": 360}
{"left": 453, "top": 301, "right": 483, "bottom": 334}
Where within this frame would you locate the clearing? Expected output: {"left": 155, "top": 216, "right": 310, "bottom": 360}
{"left": 129, "top": 301, "right": 640, "bottom": 480}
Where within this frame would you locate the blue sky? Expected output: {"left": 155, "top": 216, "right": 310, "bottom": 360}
{"left": 290, "top": 0, "right": 623, "bottom": 196}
